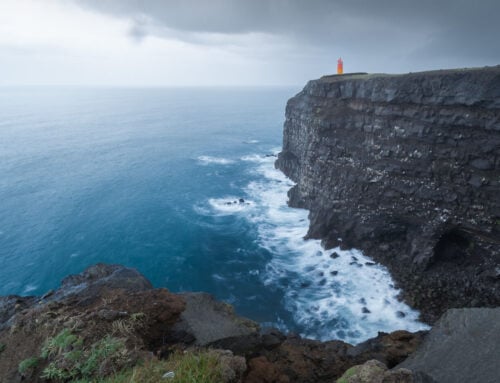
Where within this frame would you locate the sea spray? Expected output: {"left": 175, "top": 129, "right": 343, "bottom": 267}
{"left": 207, "top": 151, "right": 429, "bottom": 344}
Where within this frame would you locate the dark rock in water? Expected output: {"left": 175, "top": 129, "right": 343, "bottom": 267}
{"left": 396, "top": 311, "right": 406, "bottom": 318}
{"left": 275, "top": 66, "right": 500, "bottom": 322}
{"left": 351, "top": 256, "right": 358, "bottom": 261}
{"left": 316, "top": 251, "right": 323, "bottom": 256}
{"left": 359, "top": 297, "right": 367, "bottom": 305}
{"left": 398, "top": 308, "right": 500, "bottom": 383}
{"left": 350, "top": 261, "right": 363, "bottom": 268}
{"left": 239, "top": 198, "right": 245, "bottom": 203}
{"left": 362, "top": 307, "right": 371, "bottom": 314}
{"left": 330, "top": 270, "right": 338, "bottom": 276}
{"left": 318, "top": 278, "right": 327, "bottom": 286}
{"left": 330, "top": 252, "right": 340, "bottom": 259}
{"left": 365, "top": 262, "right": 376, "bottom": 266}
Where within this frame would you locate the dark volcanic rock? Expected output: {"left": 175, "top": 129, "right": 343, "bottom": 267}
{"left": 397, "top": 308, "right": 500, "bottom": 383}
{"left": 210, "top": 328, "right": 425, "bottom": 382}
{"left": 170, "top": 292, "right": 259, "bottom": 346}
{"left": 275, "top": 67, "right": 500, "bottom": 322}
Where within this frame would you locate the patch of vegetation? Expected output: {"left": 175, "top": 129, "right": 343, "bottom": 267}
{"left": 337, "top": 366, "right": 358, "bottom": 383}
{"left": 37, "top": 329, "right": 131, "bottom": 382}
{"left": 111, "top": 312, "right": 146, "bottom": 337}
{"left": 0, "top": 343, "right": 6, "bottom": 354}
{"left": 101, "top": 350, "right": 224, "bottom": 383}
{"left": 41, "top": 328, "right": 83, "bottom": 358}
{"left": 18, "top": 356, "right": 40, "bottom": 374}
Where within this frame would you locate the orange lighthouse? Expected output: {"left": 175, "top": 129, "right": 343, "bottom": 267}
{"left": 337, "top": 57, "right": 343, "bottom": 74}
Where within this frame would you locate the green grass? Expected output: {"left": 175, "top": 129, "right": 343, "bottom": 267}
{"left": 337, "top": 366, "right": 358, "bottom": 383}
{"left": 15, "top": 328, "right": 226, "bottom": 382}
{"left": 18, "top": 356, "right": 40, "bottom": 374}
{"left": 41, "top": 328, "right": 83, "bottom": 358}
{"left": 101, "top": 350, "right": 224, "bottom": 383}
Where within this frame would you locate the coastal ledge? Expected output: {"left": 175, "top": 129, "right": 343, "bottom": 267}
{"left": 0, "top": 264, "right": 498, "bottom": 382}
{"left": 0, "top": 264, "right": 426, "bottom": 382}
{"left": 276, "top": 65, "right": 500, "bottom": 323}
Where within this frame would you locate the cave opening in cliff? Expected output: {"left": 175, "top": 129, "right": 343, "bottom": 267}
{"left": 431, "top": 228, "right": 471, "bottom": 265}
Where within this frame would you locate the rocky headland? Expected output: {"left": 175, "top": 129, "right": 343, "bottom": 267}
{"left": 276, "top": 66, "right": 500, "bottom": 323}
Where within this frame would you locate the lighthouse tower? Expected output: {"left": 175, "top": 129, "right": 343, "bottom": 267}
{"left": 337, "top": 58, "right": 343, "bottom": 75}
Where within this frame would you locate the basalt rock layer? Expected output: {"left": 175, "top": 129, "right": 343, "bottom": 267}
{"left": 276, "top": 66, "right": 500, "bottom": 322}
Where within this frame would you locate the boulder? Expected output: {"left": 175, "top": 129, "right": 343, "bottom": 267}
{"left": 397, "top": 308, "right": 500, "bottom": 383}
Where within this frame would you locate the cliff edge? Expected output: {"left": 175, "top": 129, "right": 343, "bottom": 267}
{"left": 276, "top": 66, "right": 500, "bottom": 322}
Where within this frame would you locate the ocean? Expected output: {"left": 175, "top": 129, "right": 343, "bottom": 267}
{"left": 0, "top": 86, "right": 427, "bottom": 344}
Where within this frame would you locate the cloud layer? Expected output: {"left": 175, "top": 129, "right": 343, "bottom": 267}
{"left": 74, "top": 0, "right": 500, "bottom": 62}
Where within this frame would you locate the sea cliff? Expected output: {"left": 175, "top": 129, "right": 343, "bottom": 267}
{"left": 276, "top": 66, "right": 500, "bottom": 322}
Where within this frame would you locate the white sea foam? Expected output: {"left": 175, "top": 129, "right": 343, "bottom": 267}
{"left": 23, "top": 284, "right": 38, "bottom": 294}
{"left": 208, "top": 197, "right": 255, "bottom": 215}
{"left": 243, "top": 139, "right": 260, "bottom": 144}
{"left": 200, "top": 150, "right": 429, "bottom": 344}
{"left": 244, "top": 154, "right": 429, "bottom": 343}
{"left": 197, "top": 156, "right": 235, "bottom": 165}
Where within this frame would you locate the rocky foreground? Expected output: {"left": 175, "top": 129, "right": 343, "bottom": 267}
{"left": 0, "top": 264, "right": 498, "bottom": 382}
{"left": 276, "top": 66, "right": 500, "bottom": 322}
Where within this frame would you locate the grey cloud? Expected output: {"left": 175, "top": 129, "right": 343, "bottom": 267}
{"left": 73, "top": 0, "right": 500, "bottom": 66}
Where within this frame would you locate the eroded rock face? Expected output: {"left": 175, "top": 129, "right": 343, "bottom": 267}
{"left": 276, "top": 67, "right": 500, "bottom": 322}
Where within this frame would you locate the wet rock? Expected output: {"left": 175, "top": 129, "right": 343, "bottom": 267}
{"left": 362, "top": 307, "right": 371, "bottom": 314}
{"left": 330, "top": 252, "right": 340, "bottom": 259}
{"left": 365, "top": 262, "right": 376, "bottom": 266}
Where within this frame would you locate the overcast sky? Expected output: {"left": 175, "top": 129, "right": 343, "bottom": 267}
{"left": 1, "top": 0, "right": 499, "bottom": 86}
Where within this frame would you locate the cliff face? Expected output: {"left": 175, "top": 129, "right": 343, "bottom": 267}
{"left": 276, "top": 66, "right": 500, "bottom": 322}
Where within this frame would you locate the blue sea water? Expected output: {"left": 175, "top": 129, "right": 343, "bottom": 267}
{"left": 0, "top": 86, "right": 427, "bottom": 344}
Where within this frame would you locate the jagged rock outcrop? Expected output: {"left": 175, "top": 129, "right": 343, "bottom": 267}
{"left": 0, "top": 264, "right": 425, "bottom": 382}
{"left": 276, "top": 66, "right": 500, "bottom": 322}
